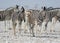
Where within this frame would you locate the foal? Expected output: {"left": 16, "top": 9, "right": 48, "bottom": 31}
{"left": 25, "top": 11, "right": 36, "bottom": 37}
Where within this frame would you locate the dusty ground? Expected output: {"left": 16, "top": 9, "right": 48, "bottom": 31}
{"left": 0, "top": 20, "right": 60, "bottom": 43}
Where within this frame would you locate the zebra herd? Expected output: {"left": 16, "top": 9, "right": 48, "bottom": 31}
{"left": 0, "top": 5, "right": 60, "bottom": 37}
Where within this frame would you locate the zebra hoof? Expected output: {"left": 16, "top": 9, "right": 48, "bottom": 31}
{"left": 50, "top": 30, "right": 52, "bottom": 32}
{"left": 19, "top": 29, "right": 21, "bottom": 31}
{"left": 53, "top": 30, "right": 55, "bottom": 32}
{"left": 24, "top": 30, "right": 27, "bottom": 33}
{"left": 9, "top": 28, "right": 12, "bottom": 30}
{"left": 33, "top": 35, "right": 35, "bottom": 37}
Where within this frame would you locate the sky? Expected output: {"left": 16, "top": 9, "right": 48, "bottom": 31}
{"left": 0, "top": 0, "right": 60, "bottom": 9}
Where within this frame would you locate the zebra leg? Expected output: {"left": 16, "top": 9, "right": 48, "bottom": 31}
{"left": 19, "top": 20, "right": 22, "bottom": 34}
{"left": 29, "top": 24, "right": 32, "bottom": 35}
{"left": 24, "top": 18, "right": 25, "bottom": 22}
{"left": 41, "top": 22, "right": 47, "bottom": 33}
{"left": 45, "top": 22, "right": 48, "bottom": 31}
{"left": 31, "top": 24, "right": 35, "bottom": 37}
{"left": 5, "top": 20, "right": 6, "bottom": 31}
{"left": 12, "top": 21, "right": 17, "bottom": 35}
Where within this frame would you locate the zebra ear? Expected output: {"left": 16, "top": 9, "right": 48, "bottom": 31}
{"left": 16, "top": 5, "right": 19, "bottom": 9}
{"left": 21, "top": 6, "right": 25, "bottom": 13}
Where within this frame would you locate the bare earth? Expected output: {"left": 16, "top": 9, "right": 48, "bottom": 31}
{"left": 0, "top": 20, "right": 60, "bottom": 43}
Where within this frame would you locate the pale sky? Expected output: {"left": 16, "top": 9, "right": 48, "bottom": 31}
{"left": 0, "top": 0, "right": 60, "bottom": 9}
